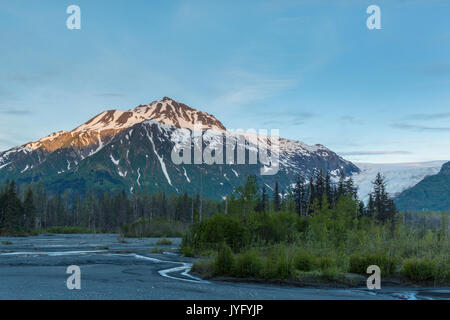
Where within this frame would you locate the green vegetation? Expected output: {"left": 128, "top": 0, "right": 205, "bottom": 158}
{"left": 402, "top": 257, "right": 449, "bottom": 283}
{"left": 1, "top": 240, "right": 12, "bottom": 245}
{"left": 1, "top": 180, "right": 219, "bottom": 236}
{"left": 396, "top": 161, "right": 450, "bottom": 211}
{"left": 156, "top": 237, "right": 173, "bottom": 245}
{"left": 349, "top": 253, "right": 397, "bottom": 276}
{"left": 44, "top": 226, "right": 93, "bottom": 234}
{"left": 183, "top": 172, "right": 450, "bottom": 285}
{"left": 121, "top": 218, "right": 187, "bottom": 238}
{"left": 0, "top": 181, "right": 36, "bottom": 236}
{"left": 150, "top": 247, "right": 164, "bottom": 253}
{"left": 1, "top": 169, "right": 448, "bottom": 286}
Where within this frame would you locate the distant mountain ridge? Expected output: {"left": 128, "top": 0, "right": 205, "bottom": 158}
{"left": 395, "top": 161, "right": 450, "bottom": 211}
{"left": 0, "top": 97, "right": 359, "bottom": 198}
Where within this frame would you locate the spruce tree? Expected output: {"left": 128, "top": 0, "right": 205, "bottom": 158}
{"left": 23, "top": 187, "right": 36, "bottom": 231}
{"left": 274, "top": 182, "right": 281, "bottom": 212}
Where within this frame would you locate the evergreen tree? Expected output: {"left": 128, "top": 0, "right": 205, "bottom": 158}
{"left": 23, "top": 187, "right": 36, "bottom": 231}
{"left": 293, "top": 175, "right": 306, "bottom": 216}
{"left": 338, "top": 170, "right": 346, "bottom": 197}
{"left": 371, "top": 173, "right": 397, "bottom": 224}
{"left": 345, "top": 177, "right": 357, "bottom": 200}
{"left": 255, "top": 186, "right": 268, "bottom": 213}
{"left": 274, "top": 182, "right": 281, "bottom": 212}
{"left": 315, "top": 169, "right": 325, "bottom": 207}
{"left": 325, "top": 172, "right": 332, "bottom": 208}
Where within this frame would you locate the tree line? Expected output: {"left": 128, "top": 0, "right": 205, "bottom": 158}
{"left": 0, "top": 170, "right": 397, "bottom": 235}
{"left": 226, "top": 170, "right": 397, "bottom": 225}
{"left": 0, "top": 181, "right": 221, "bottom": 235}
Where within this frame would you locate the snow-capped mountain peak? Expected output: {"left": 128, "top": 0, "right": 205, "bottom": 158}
{"left": 72, "top": 97, "right": 226, "bottom": 134}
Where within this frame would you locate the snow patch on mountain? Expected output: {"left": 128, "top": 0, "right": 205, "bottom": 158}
{"left": 144, "top": 126, "right": 173, "bottom": 187}
{"left": 183, "top": 167, "right": 191, "bottom": 183}
{"left": 110, "top": 154, "right": 120, "bottom": 165}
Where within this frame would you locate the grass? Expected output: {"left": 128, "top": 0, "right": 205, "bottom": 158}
{"left": 156, "top": 238, "right": 173, "bottom": 246}
{"left": 214, "top": 243, "right": 235, "bottom": 275}
{"left": 150, "top": 247, "right": 164, "bottom": 254}
{"left": 349, "top": 253, "right": 397, "bottom": 276}
{"left": 402, "top": 257, "right": 450, "bottom": 283}
{"left": 181, "top": 245, "right": 195, "bottom": 257}
{"left": 43, "top": 226, "right": 92, "bottom": 234}
{"left": 121, "top": 218, "right": 187, "bottom": 238}
{"left": 233, "top": 249, "right": 264, "bottom": 278}
{"left": 294, "top": 249, "right": 316, "bottom": 271}
{"left": 191, "top": 240, "right": 449, "bottom": 285}
{"left": 183, "top": 210, "right": 449, "bottom": 285}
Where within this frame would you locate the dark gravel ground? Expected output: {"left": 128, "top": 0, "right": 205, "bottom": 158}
{"left": 0, "top": 234, "right": 448, "bottom": 300}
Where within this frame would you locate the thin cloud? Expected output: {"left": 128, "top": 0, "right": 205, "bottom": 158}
{"left": 339, "top": 150, "right": 412, "bottom": 156}
{"left": 5, "top": 71, "right": 59, "bottom": 85}
{"left": 0, "top": 108, "right": 32, "bottom": 115}
{"left": 95, "top": 93, "right": 126, "bottom": 98}
{"left": 340, "top": 115, "right": 363, "bottom": 125}
{"left": 403, "top": 112, "right": 450, "bottom": 121}
{"left": 392, "top": 123, "right": 450, "bottom": 132}
{"left": 261, "top": 111, "right": 316, "bottom": 127}
{"left": 213, "top": 70, "right": 297, "bottom": 108}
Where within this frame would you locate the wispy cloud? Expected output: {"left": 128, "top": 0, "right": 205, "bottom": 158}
{"left": 212, "top": 70, "right": 297, "bottom": 108}
{"left": 6, "top": 72, "right": 58, "bottom": 85}
{"left": 94, "top": 93, "right": 126, "bottom": 98}
{"left": 340, "top": 115, "right": 363, "bottom": 125}
{"left": 0, "top": 108, "right": 32, "bottom": 115}
{"left": 392, "top": 123, "right": 450, "bottom": 132}
{"left": 339, "top": 150, "right": 412, "bottom": 156}
{"left": 260, "top": 111, "right": 316, "bottom": 126}
{"left": 403, "top": 112, "right": 450, "bottom": 121}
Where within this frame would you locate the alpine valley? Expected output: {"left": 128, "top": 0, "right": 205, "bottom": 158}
{"left": 0, "top": 97, "right": 359, "bottom": 199}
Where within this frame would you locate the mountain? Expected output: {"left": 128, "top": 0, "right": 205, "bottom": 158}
{"left": 395, "top": 161, "right": 450, "bottom": 211}
{"left": 351, "top": 161, "right": 447, "bottom": 202}
{"left": 0, "top": 97, "right": 359, "bottom": 199}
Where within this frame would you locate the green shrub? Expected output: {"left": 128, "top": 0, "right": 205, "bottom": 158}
{"left": 349, "top": 253, "right": 396, "bottom": 275}
{"left": 150, "top": 247, "right": 163, "bottom": 253}
{"left": 402, "top": 258, "right": 436, "bottom": 282}
{"left": 233, "top": 249, "right": 264, "bottom": 278}
{"left": 1, "top": 241, "right": 12, "bottom": 245}
{"left": 192, "top": 259, "right": 214, "bottom": 277}
{"left": 156, "top": 238, "right": 173, "bottom": 245}
{"left": 198, "top": 214, "right": 249, "bottom": 251}
{"left": 44, "top": 226, "right": 92, "bottom": 234}
{"left": 121, "top": 218, "right": 187, "bottom": 238}
{"left": 263, "top": 245, "right": 294, "bottom": 279}
{"left": 320, "top": 266, "right": 343, "bottom": 282}
{"left": 317, "top": 256, "right": 334, "bottom": 271}
{"left": 214, "top": 243, "right": 235, "bottom": 275}
{"left": 182, "top": 245, "right": 195, "bottom": 257}
{"left": 294, "top": 249, "right": 316, "bottom": 271}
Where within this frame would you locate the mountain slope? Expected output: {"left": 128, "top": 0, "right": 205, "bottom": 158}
{"left": 395, "top": 161, "right": 450, "bottom": 211}
{"left": 0, "top": 97, "right": 359, "bottom": 198}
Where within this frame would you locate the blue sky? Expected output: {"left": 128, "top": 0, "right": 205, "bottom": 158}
{"left": 1, "top": 0, "right": 449, "bottom": 163}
